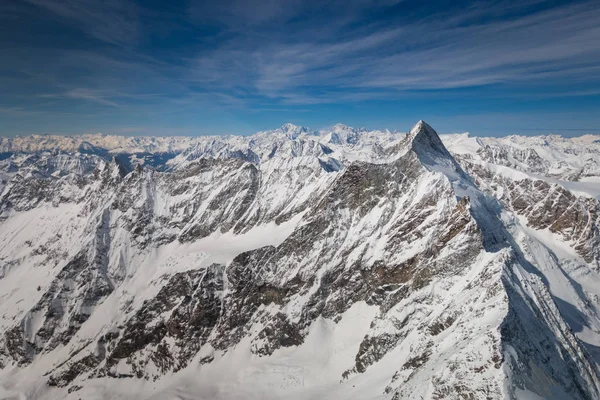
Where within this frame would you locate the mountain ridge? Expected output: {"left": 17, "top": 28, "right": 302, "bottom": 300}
{"left": 2, "top": 123, "right": 600, "bottom": 155}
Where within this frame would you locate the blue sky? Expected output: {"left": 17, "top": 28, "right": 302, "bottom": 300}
{"left": 0, "top": 0, "right": 599, "bottom": 136}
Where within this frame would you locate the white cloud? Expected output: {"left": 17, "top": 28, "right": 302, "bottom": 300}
{"left": 40, "top": 88, "right": 120, "bottom": 107}
{"left": 24, "top": 0, "right": 139, "bottom": 46}
{"left": 185, "top": 0, "right": 600, "bottom": 103}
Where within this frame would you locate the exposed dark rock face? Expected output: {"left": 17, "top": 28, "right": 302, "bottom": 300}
{"left": 103, "top": 264, "right": 224, "bottom": 378}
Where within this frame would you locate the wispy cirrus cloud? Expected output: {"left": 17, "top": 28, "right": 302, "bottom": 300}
{"left": 23, "top": 0, "right": 139, "bottom": 46}
{"left": 186, "top": 0, "right": 600, "bottom": 104}
{"left": 188, "top": 0, "right": 405, "bottom": 29}
{"left": 8, "top": 0, "right": 600, "bottom": 109}
{"left": 40, "top": 88, "right": 120, "bottom": 107}
{"left": 0, "top": 107, "right": 43, "bottom": 117}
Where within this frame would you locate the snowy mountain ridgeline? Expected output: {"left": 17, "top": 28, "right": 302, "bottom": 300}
{"left": 2, "top": 121, "right": 600, "bottom": 399}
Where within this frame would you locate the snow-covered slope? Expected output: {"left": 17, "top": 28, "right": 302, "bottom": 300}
{"left": 1, "top": 122, "right": 600, "bottom": 399}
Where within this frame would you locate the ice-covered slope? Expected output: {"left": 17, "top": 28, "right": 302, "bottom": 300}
{"left": 1, "top": 122, "right": 600, "bottom": 399}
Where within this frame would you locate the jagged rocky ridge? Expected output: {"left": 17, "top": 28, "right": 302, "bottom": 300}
{"left": 1, "top": 122, "right": 600, "bottom": 399}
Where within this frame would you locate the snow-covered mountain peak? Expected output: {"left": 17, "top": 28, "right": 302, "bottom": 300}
{"left": 408, "top": 119, "right": 435, "bottom": 138}
{"left": 321, "top": 123, "right": 361, "bottom": 145}
{"left": 331, "top": 123, "right": 355, "bottom": 132}
{"left": 407, "top": 120, "right": 454, "bottom": 161}
{"left": 278, "top": 123, "right": 311, "bottom": 139}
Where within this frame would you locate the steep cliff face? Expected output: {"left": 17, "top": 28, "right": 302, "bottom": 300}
{"left": 1, "top": 122, "right": 600, "bottom": 399}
